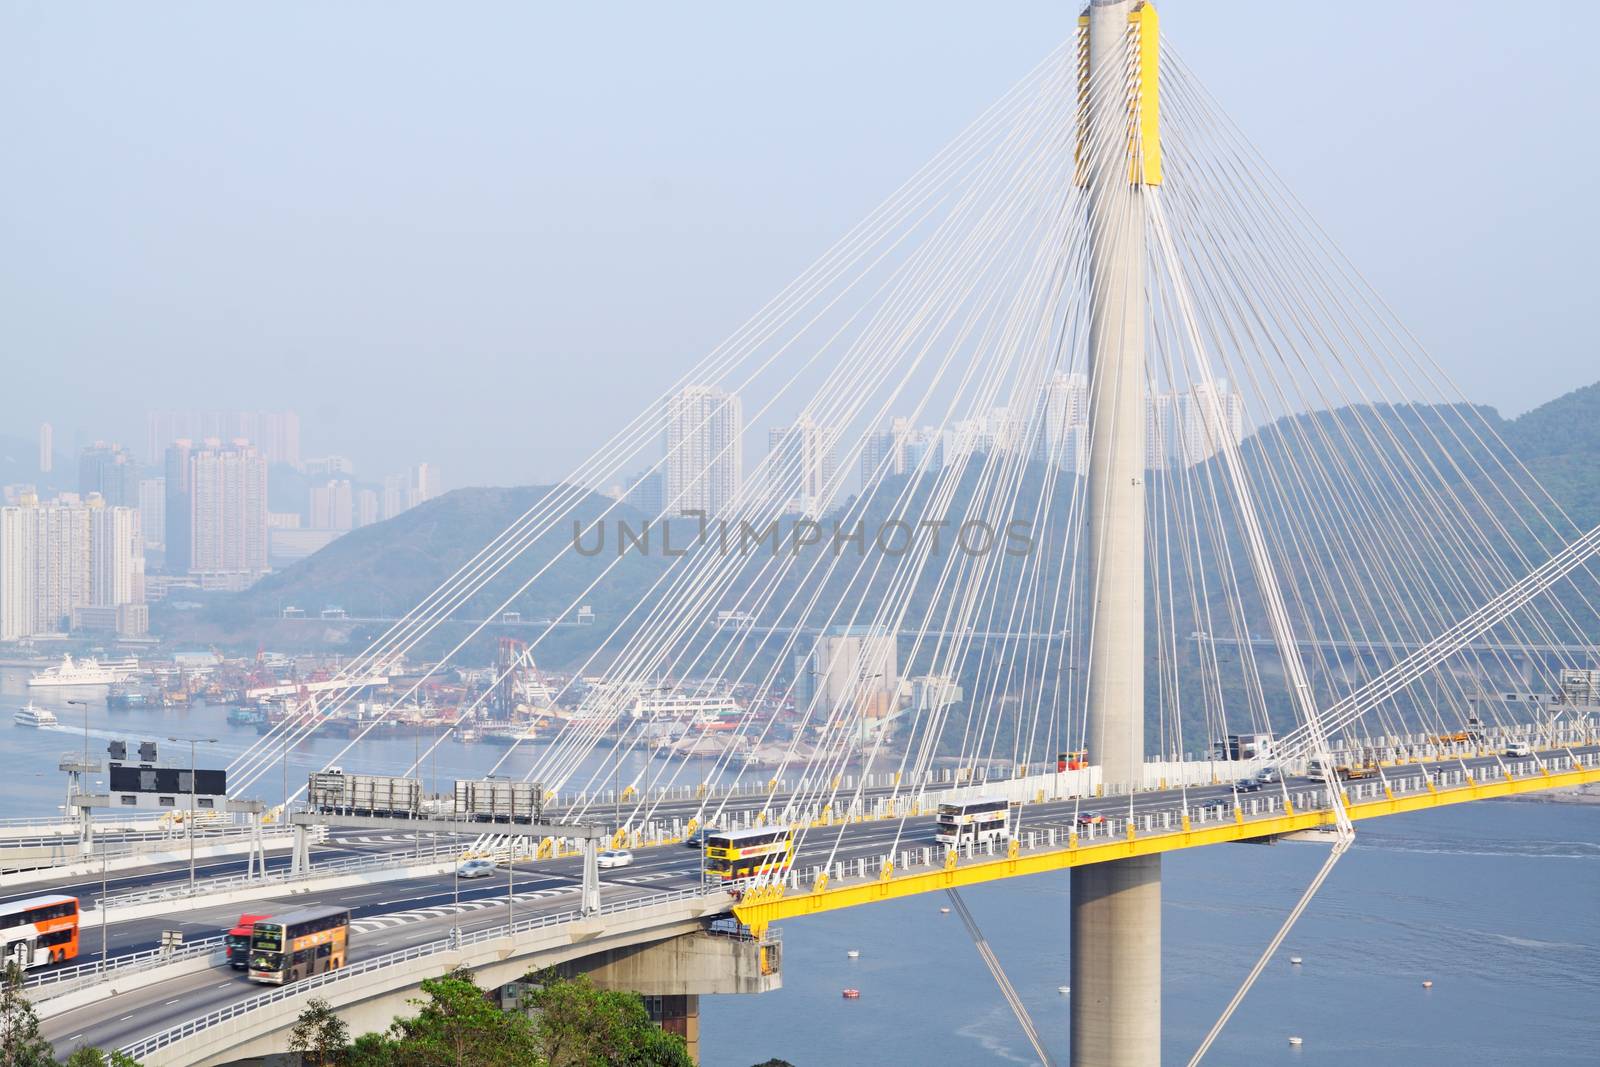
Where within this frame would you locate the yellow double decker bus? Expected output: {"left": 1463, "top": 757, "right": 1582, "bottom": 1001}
{"left": 248, "top": 906, "right": 351, "bottom": 985}
{"left": 703, "top": 827, "right": 794, "bottom": 883}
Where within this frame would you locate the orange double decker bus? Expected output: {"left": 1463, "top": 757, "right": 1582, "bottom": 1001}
{"left": 248, "top": 906, "right": 351, "bottom": 985}
{"left": 1, "top": 894, "right": 79, "bottom": 970}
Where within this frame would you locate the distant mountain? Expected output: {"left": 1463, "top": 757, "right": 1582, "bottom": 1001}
{"left": 171, "top": 485, "right": 677, "bottom": 664}
{"left": 1500, "top": 383, "right": 1600, "bottom": 529}
{"left": 175, "top": 380, "right": 1600, "bottom": 674}
{"left": 236, "top": 485, "right": 672, "bottom": 620}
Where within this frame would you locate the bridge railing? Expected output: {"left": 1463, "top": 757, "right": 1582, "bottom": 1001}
{"left": 97, "top": 845, "right": 448, "bottom": 911}
{"left": 26, "top": 936, "right": 229, "bottom": 998}
{"left": 773, "top": 748, "right": 1600, "bottom": 895}
{"left": 118, "top": 885, "right": 726, "bottom": 1061}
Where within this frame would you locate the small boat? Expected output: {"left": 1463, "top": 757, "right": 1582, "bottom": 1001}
{"left": 841, "top": 988, "right": 860, "bottom": 999}
{"left": 13, "top": 703, "right": 60, "bottom": 727}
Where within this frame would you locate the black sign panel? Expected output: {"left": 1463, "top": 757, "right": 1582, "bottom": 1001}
{"left": 109, "top": 765, "right": 227, "bottom": 797}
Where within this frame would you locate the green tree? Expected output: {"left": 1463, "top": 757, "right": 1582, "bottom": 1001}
{"left": 0, "top": 963, "right": 56, "bottom": 1067}
{"left": 343, "top": 1031, "right": 399, "bottom": 1067}
{"left": 527, "top": 974, "right": 691, "bottom": 1067}
{"left": 289, "top": 998, "right": 350, "bottom": 1067}
{"left": 61, "top": 1050, "right": 143, "bottom": 1067}
{"left": 385, "top": 969, "right": 540, "bottom": 1067}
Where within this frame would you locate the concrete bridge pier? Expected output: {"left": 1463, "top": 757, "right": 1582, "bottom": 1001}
{"left": 1075, "top": 0, "right": 1162, "bottom": 1063}
{"left": 1071, "top": 856, "right": 1162, "bottom": 1065}
{"left": 519, "top": 927, "right": 782, "bottom": 1064}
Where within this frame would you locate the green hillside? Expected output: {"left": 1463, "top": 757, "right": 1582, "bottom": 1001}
{"left": 175, "top": 381, "right": 1600, "bottom": 683}
{"left": 1501, "top": 382, "right": 1600, "bottom": 529}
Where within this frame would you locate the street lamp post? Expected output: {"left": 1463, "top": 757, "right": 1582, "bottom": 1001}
{"left": 66, "top": 698, "right": 89, "bottom": 768}
{"left": 100, "top": 833, "right": 109, "bottom": 970}
{"left": 168, "top": 735, "right": 218, "bottom": 894}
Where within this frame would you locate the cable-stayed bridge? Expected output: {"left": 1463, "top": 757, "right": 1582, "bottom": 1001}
{"left": 12, "top": 2, "right": 1600, "bottom": 1063}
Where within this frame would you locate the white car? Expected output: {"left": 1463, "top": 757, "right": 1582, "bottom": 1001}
{"left": 456, "top": 858, "right": 497, "bottom": 879}
{"left": 1504, "top": 741, "right": 1533, "bottom": 758}
{"left": 597, "top": 849, "right": 634, "bottom": 869}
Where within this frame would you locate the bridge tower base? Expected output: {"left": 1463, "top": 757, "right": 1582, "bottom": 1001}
{"left": 1071, "top": 855, "right": 1161, "bottom": 1066}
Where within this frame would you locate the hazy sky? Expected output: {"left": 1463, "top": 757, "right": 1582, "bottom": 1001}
{"left": 3, "top": 2, "right": 1595, "bottom": 487}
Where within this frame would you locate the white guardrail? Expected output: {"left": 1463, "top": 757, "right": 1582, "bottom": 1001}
{"left": 779, "top": 749, "right": 1600, "bottom": 889}
{"left": 118, "top": 886, "right": 722, "bottom": 1061}
{"left": 97, "top": 845, "right": 440, "bottom": 911}
{"left": 26, "top": 937, "right": 229, "bottom": 998}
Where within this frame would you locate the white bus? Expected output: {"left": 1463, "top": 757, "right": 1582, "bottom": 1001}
{"left": 936, "top": 797, "right": 1011, "bottom": 848}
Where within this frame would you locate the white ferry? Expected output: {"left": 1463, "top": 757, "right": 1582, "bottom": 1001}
{"left": 13, "top": 703, "right": 60, "bottom": 727}
{"left": 27, "top": 655, "right": 139, "bottom": 688}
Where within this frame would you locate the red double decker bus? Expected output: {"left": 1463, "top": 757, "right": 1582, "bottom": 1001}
{"left": 1, "top": 894, "right": 79, "bottom": 970}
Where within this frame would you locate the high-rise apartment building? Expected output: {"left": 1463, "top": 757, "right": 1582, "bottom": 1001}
{"left": 356, "top": 488, "right": 379, "bottom": 528}
{"left": 163, "top": 440, "right": 194, "bottom": 572}
{"left": 148, "top": 411, "right": 301, "bottom": 468}
{"left": 90, "top": 504, "right": 145, "bottom": 610}
{"left": 138, "top": 478, "right": 166, "bottom": 552}
{"left": 258, "top": 412, "right": 301, "bottom": 469}
{"left": 409, "top": 463, "right": 442, "bottom": 509}
{"left": 381, "top": 474, "right": 407, "bottom": 520}
{"left": 1144, "top": 382, "right": 1246, "bottom": 470}
{"left": 623, "top": 470, "right": 664, "bottom": 517}
{"left": 38, "top": 423, "right": 52, "bottom": 474}
{"left": 862, "top": 418, "right": 944, "bottom": 486}
{"left": 1033, "top": 372, "right": 1090, "bottom": 472}
{"left": 0, "top": 504, "right": 37, "bottom": 641}
{"left": 34, "top": 500, "right": 92, "bottom": 632}
{"left": 0, "top": 493, "right": 143, "bottom": 638}
{"left": 1011, "top": 373, "right": 1246, "bottom": 474}
{"left": 310, "top": 479, "right": 354, "bottom": 531}
{"left": 305, "top": 455, "right": 355, "bottom": 479}
{"left": 1177, "top": 382, "right": 1246, "bottom": 466}
{"left": 1145, "top": 393, "right": 1176, "bottom": 471}
{"left": 766, "top": 417, "right": 838, "bottom": 518}
{"left": 664, "top": 386, "right": 741, "bottom": 517}
{"left": 189, "top": 440, "right": 269, "bottom": 581}
{"left": 79, "top": 443, "right": 141, "bottom": 508}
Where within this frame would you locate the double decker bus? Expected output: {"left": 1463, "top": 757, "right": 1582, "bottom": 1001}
{"left": 0, "top": 894, "right": 79, "bottom": 970}
{"left": 935, "top": 797, "right": 1011, "bottom": 848}
{"left": 248, "top": 906, "right": 351, "bottom": 985}
{"left": 703, "top": 827, "right": 794, "bottom": 883}
{"left": 225, "top": 913, "right": 270, "bottom": 970}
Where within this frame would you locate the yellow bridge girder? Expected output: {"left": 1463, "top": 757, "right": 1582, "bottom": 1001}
{"left": 732, "top": 761, "right": 1600, "bottom": 935}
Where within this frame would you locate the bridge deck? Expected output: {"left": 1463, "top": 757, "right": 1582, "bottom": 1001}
{"left": 733, "top": 751, "right": 1600, "bottom": 931}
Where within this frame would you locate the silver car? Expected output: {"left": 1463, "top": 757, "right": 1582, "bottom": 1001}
{"left": 456, "top": 858, "right": 497, "bottom": 879}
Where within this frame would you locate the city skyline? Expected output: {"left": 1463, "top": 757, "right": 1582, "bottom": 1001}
{"left": 3, "top": 2, "right": 1594, "bottom": 488}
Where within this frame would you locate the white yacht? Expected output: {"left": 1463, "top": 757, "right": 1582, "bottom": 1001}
{"left": 27, "top": 655, "right": 139, "bottom": 688}
{"left": 13, "top": 703, "right": 60, "bottom": 727}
